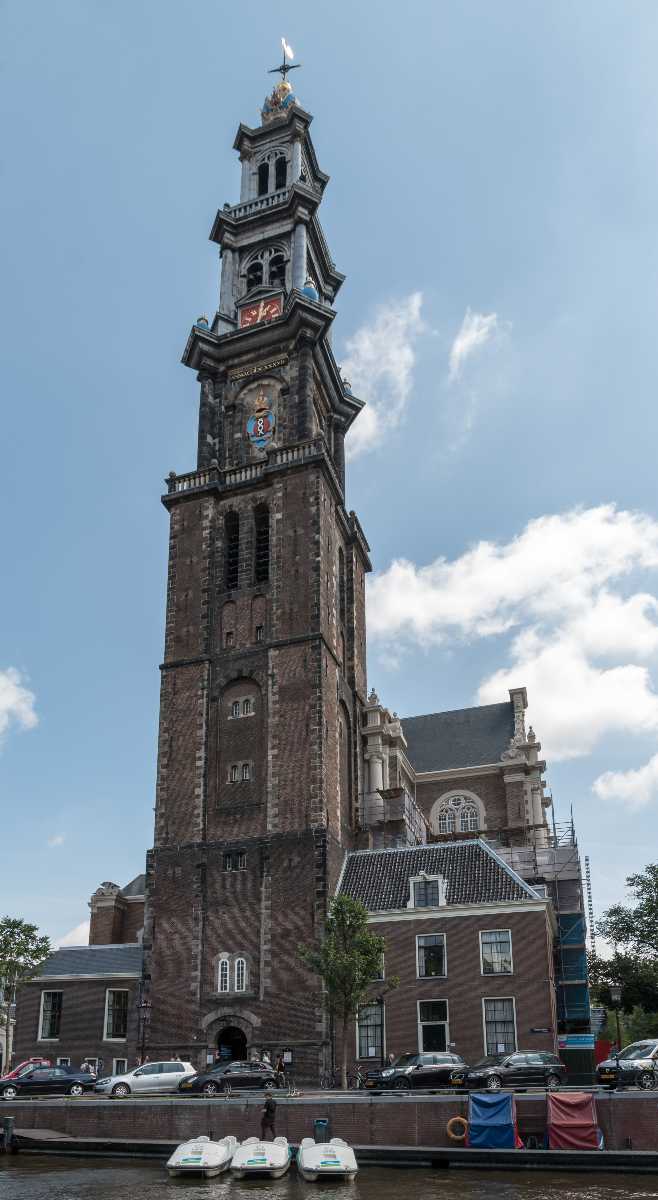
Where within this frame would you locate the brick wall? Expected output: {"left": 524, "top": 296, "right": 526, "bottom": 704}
{"left": 13, "top": 979, "right": 140, "bottom": 1073}
{"left": 415, "top": 772, "right": 509, "bottom": 837}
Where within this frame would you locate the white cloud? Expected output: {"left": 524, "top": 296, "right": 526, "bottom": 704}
{"left": 47, "top": 834, "right": 65, "bottom": 848}
{"left": 343, "top": 292, "right": 423, "bottom": 458}
{"left": 367, "top": 503, "right": 658, "bottom": 762}
{"left": 449, "top": 308, "right": 499, "bottom": 381}
{"left": 0, "top": 667, "right": 37, "bottom": 744}
{"left": 54, "top": 920, "right": 90, "bottom": 948}
{"left": 593, "top": 754, "right": 658, "bottom": 809}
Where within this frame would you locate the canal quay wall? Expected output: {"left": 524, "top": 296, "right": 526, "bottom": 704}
{"left": 4, "top": 1092, "right": 658, "bottom": 1154}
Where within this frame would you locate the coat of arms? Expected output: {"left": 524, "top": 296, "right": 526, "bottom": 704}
{"left": 246, "top": 387, "right": 276, "bottom": 449}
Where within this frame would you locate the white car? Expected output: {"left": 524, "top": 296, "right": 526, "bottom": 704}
{"left": 95, "top": 1060, "right": 195, "bottom": 1097}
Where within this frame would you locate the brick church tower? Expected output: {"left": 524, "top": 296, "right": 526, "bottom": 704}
{"left": 142, "top": 71, "right": 370, "bottom": 1075}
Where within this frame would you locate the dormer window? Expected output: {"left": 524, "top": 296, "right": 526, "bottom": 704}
{"left": 408, "top": 875, "right": 446, "bottom": 909}
{"left": 274, "top": 156, "right": 287, "bottom": 190}
{"left": 257, "top": 162, "right": 269, "bottom": 196}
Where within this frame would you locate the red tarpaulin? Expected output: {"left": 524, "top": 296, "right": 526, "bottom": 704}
{"left": 547, "top": 1091, "right": 602, "bottom": 1150}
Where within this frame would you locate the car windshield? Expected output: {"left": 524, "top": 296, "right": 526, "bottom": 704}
{"left": 471, "top": 1056, "right": 506, "bottom": 1068}
{"left": 390, "top": 1054, "right": 417, "bottom": 1068}
{"left": 617, "top": 1041, "right": 657, "bottom": 1061}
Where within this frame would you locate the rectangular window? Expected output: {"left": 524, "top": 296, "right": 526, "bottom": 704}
{"left": 56, "top": 1056, "right": 70, "bottom": 1067}
{"left": 483, "top": 997, "right": 517, "bottom": 1055}
{"left": 480, "top": 930, "right": 513, "bottom": 975}
{"left": 357, "top": 1003, "right": 383, "bottom": 1060}
{"left": 230, "top": 765, "right": 238, "bottom": 782}
{"left": 418, "top": 999, "right": 448, "bottom": 1052}
{"left": 225, "top": 631, "right": 234, "bottom": 648}
{"left": 39, "top": 991, "right": 62, "bottom": 1039}
{"left": 223, "top": 853, "right": 233, "bottom": 870}
{"left": 113, "top": 1058, "right": 128, "bottom": 1075}
{"left": 105, "top": 989, "right": 129, "bottom": 1040}
{"left": 413, "top": 879, "right": 441, "bottom": 908}
{"left": 417, "top": 933, "right": 446, "bottom": 978}
{"left": 241, "top": 763, "right": 250, "bottom": 781}
{"left": 237, "top": 851, "right": 246, "bottom": 870}
{"left": 371, "top": 952, "right": 385, "bottom": 981}
{"left": 255, "top": 625, "right": 264, "bottom": 643}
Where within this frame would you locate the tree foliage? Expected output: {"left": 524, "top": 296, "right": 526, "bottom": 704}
{"left": 596, "top": 864, "right": 658, "bottom": 960}
{"left": 589, "top": 950, "right": 658, "bottom": 1014}
{"left": 300, "top": 895, "right": 397, "bottom": 1088}
{"left": 0, "top": 916, "right": 51, "bottom": 1003}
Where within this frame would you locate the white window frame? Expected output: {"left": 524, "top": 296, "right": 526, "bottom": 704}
{"left": 113, "top": 1057, "right": 128, "bottom": 1075}
{"left": 231, "top": 700, "right": 240, "bottom": 718}
{"left": 241, "top": 762, "right": 250, "bottom": 782}
{"left": 371, "top": 952, "right": 385, "bottom": 982}
{"left": 481, "top": 996, "right": 518, "bottom": 1056}
{"left": 479, "top": 929, "right": 514, "bottom": 976}
{"left": 104, "top": 988, "right": 129, "bottom": 1042}
{"left": 355, "top": 1001, "right": 386, "bottom": 1061}
{"left": 417, "top": 998, "right": 450, "bottom": 1053}
{"left": 218, "top": 958, "right": 230, "bottom": 993}
{"left": 56, "top": 1056, "right": 70, "bottom": 1067}
{"left": 235, "top": 957, "right": 246, "bottom": 992}
{"left": 86, "top": 1057, "right": 99, "bottom": 1072}
{"left": 38, "top": 990, "right": 63, "bottom": 1041}
{"left": 407, "top": 875, "right": 446, "bottom": 910}
{"left": 237, "top": 851, "right": 246, "bottom": 870}
{"left": 416, "top": 932, "right": 447, "bottom": 979}
{"left": 229, "top": 764, "right": 239, "bottom": 782}
{"left": 242, "top": 698, "right": 253, "bottom": 716}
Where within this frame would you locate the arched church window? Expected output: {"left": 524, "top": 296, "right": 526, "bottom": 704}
{"left": 218, "top": 960, "right": 229, "bottom": 992}
{"left": 269, "top": 254, "right": 286, "bottom": 289}
{"left": 438, "top": 807, "right": 456, "bottom": 835}
{"left": 433, "top": 793, "right": 483, "bottom": 837}
{"left": 460, "top": 804, "right": 479, "bottom": 833}
{"left": 235, "top": 958, "right": 246, "bottom": 992}
{"left": 246, "top": 259, "right": 264, "bottom": 290}
{"left": 225, "top": 512, "right": 240, "bottom": 590}
{"left": 257, "top": 161, "right": 269, "bottom": 196}
{"left": 254, "top": 505, "right": 269, "bottom": 583}
{"left": 274, "top": 156, "right": 287, "bottom": 190}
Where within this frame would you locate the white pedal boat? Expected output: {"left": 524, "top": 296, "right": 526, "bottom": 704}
{"left": 297, "top": 1137, "right": 359, "bottom": 1182}
{"left": 166, "top": 1134, "right": 237, "bottom": 1177}
{"left": 230, "top": 1135, "right": 291, "bottom": 1179}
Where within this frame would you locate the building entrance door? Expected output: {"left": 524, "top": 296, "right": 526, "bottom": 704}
{"left": 217, "top": 1026, "right": 247, "bottom": 1062}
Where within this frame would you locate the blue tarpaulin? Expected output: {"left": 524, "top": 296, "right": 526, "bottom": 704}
{"left": 467, "top": 1092, "right": 522, "bottom": 1149}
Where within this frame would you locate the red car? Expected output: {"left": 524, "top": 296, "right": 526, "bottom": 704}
{"left": 2, "top": 1057, "right": 51, "bottom": 1080}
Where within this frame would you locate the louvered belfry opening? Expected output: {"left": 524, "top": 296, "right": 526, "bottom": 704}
{"left": 225, "top": 511, "right": 240, "bottom": 590}
{"left": 254, "top": 504, "right": 269, "bottom": 583}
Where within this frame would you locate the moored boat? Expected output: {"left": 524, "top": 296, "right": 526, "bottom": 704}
{"left": 296, "top": 1136, "right": 359, "bottom": 1181}
{"left": 166, "top": 1134, "right": 237, "bottom": 1177}
{"left": 230, "top": 1135, "right": 291, "bottom": 1179}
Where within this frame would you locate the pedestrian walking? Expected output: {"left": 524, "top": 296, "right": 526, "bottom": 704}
{"left": 260, "top": 1089, "right": 277, "bottom": 1141}
{"left": 275, "top": 1054, "right": 285, "bottom": 1087}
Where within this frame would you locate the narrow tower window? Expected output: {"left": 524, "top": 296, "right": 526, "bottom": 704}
{"left": 246, "top": 259, "right": 263, "bottom": 290}
{"left": 257, "top": 161, "right": 269, "bottom": 196}
{"left": 274, "top": 156, "right": 287, "bottom": 190}
{"left": 254, "top": 505, "right": 270, "bottom": 583}
{"left": 338, "top": 546, "right": 346, "bottom": 626}
{"left": 269, "top": 254, "right": 286, "bottom": 289}
{"left": 235, "top": 958, "right": 246, "bottom": 992}
{"left": 219, "top": 960, "right": 229, "bottom": 992}
{"left": 225, "top": 512, "right": 240, "bottom": 590}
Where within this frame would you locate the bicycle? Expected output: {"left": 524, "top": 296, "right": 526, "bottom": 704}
{"left": 319, "top": 1067, "right": 365, "bottom": 1090}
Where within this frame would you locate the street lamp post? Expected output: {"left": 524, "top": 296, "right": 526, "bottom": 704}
{"left": 137, "top": 998, "right": 152, "bottom": 1065}
{"left": 609, "top": 984, "right": 622, "bottom": 1052}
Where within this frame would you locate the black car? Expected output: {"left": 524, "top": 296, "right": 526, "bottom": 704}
{"left": 179, "top": 1059, "right": 278, "bottom": 1096}
{"left": 457, "top": 1051, "right": 567, "bottom": 1091}
{"left": 365, "top": 1051, "right": 468, "bottom": 1090}
{"left": 596, "top": 1040, "right": 658, "bottom": 1090}
{"left": 1, "top": 1065, "right": 96, "bottom": 1101}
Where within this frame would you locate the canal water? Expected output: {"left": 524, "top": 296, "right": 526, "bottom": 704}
{"left": 1, "top": 1159, "right": 657, "bottom": 1200}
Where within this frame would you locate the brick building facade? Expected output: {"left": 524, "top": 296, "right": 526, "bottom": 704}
{"left": 13, "top": 71, "right": 588, "bottom": 1079}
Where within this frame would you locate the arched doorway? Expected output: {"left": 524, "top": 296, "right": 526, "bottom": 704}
{"left": 217, "top": 1025, "right": 247, "bottom": 1062}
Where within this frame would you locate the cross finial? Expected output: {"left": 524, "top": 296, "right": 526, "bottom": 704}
{"left": 268, "top": 37, "right": 301, "bottom": 81}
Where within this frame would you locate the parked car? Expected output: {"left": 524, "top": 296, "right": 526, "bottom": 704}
{"left": 179, "top": 1060, "right": 278, "bottom": 1096}
{"left": 455, "top": 1051, "right": 567, "bottom": 1091}
{"left": 94, "top": 1060, "right": 195, "bottom": 1097}
{"left": 1, "top": 1065, "right": 95, "bottom": 1100}
{"left": 596, "top": 1040, "right": 658, "bottom": 1090}
{"left": 1, "top": 1057, "right": 51, "bottom": 1080}
{"left": 365, "top": 1051, "right": 469, "bottom": 1090}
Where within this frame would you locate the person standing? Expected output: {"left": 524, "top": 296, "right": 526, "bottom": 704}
{"left": 275, "top": 1054, "right": 285, "bottom": 1088}
{"left": 260, "top": 1089, "right": 277, "bottom": 1141}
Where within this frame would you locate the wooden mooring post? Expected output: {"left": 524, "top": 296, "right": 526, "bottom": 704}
{"left": 0, "top": 1115, "right": 16, "bottom": 1153}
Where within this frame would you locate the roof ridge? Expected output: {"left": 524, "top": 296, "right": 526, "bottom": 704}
{"left": 401, "top": 700, "right": 512, "bottom": 722}
{"left": 344, "top": 840, "right": 482, "bottom": 860}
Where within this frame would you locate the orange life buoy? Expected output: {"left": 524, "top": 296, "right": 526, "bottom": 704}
{"left": 446, "top": 1116, "right": 468, "bottom": 1142}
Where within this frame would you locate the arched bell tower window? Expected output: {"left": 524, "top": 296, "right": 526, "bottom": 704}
{"left": 254, "top": 504, "right": 269, "bottom": 583}
{"left": 225, "top": 512, "right": 240, "bottom": 591}
{"left": 269, "top": 254, "right": 286, "bottom": 289}
{"left": 274, "top": 156, "right": 287, "bottom": 190}
{"left": 246, "top": 259, "right": 264, "bottom": 290}
{"left": 257, "top": 161, "right": 269, "bottom": 196}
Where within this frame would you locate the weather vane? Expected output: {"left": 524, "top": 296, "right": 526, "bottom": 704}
{"left": 269, "top": 37, "right": 300, "bottom": 81}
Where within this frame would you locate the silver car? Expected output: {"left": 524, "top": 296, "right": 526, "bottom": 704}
{"left": 95, "top": 1060, "right": 195, "bottom": 1097}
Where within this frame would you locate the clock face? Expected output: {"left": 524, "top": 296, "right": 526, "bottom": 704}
{"left": 239, "top": 295, "right": 283, "bottom": 329}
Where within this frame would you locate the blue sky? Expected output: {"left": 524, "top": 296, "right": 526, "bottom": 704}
{"left": 3, "top": 1, "right": 658, "bottom": 943}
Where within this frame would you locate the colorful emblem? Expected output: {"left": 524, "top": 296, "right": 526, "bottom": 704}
{"left": 246, "top": 402, "right": 275, "bottom": 449}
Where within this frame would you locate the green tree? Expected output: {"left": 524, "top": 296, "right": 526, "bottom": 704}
{"left": 591, "top": 863, "right": 658, "bottom": 1034}
{"left": 0, "top": 917, "right": 51, "bottom": 1068}
{"left": 597, "top": 864, "right": 658, "bottom": 960}
{"left": 300, "top": 895, "right": 397, "bottom": 1089}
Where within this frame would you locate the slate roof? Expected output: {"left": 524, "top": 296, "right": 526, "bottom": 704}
{"left": 338, "top": 840, "right": 536, "bottom": 913}
{"left": 121, "top": 873, "right": 145, "bottom": 897}
{"left": 401, "top": 702, "right": 514, "bottom": 773}
{"left": 38, "top": 945, "right": 143, "bottom": 978}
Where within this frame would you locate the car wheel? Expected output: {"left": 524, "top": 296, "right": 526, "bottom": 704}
{"left": 486, "top": 1075, "right": 503, "bottom": 1092}
{"left": 68, "top": 1083, "right": 84, "bottom": 1097}
{"left": 546, "top": 1074, "right": 561, "bottom": 1091}
{"left": 2, "top": 1085, "right": 18, "bottom": 1101}
{"left": 202, "top": 1081, "right": 219, "bottom": 1097}
{"left": 638, "top": 1071, "right": 656, "bottom": 1091}
{"left": 394, "top": 1077, "right": 411, "bottom": 1090}
{"left": 111, "top": 1083, "right": 131, "bottom": 1097}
